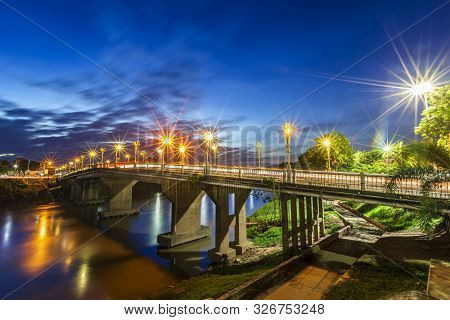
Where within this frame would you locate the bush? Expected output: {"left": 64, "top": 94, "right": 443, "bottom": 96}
{"left": 252, "top": 227, "right": 282, "bottom": 247}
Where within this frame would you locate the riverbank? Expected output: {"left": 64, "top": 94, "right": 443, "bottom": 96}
{"left": 148, "top": 199, "right": 345, "bottom": 300}
{"left": 0, "top": 179, "right": 53, "bottom": 206}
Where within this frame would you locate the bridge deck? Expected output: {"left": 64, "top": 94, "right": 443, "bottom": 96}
{"left": 61, "top": 164, "right": 449, "bottom": 210}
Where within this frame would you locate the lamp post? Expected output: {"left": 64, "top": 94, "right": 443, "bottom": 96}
{"left": 157, "top": 148, "right": 163, "bottom": 170}
{"left": 100, "top": 147, "right": 106, "bottom": 167}
{"left": 256, "top": 142, "right": 262, "bottom": 167}
{"left": 80, "top": 155, "right": 85, "bottom": 169}
{"left": 179, "top": 145, "right": 186, "bottom": 165}
{"left": 139, "top": 150, "right": 147, "bottom": 164}
{"left": 133, "top": 141, "right": 140, "bottom": 165}
{"left": 160, "top": 136, "right": 172, "bottom": 170}
{"left": 114, "top": 143, "right": 124, "bottom": 166}
{"left": 75, "top": 158, "right": 80, "bottom": 170}
{"left": 125, "top": 153, "right": 131, "bottom": 163}
{"left": 283, "top": 123, "right": 294, "bottom": 170}
{"left": 203, "top": 131, "right": 214, "bottom": 173}
{"left": 323, "top": 138, "right": 331, "bottom": 171}
{"left": 88, "top": 150, "right": 97, "bottom": 167}
{"left": 211, "top": 143, "right": 218, "bottom": 166}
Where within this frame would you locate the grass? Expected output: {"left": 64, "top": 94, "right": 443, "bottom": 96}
{"left": 343, "top": 201, "right": 420, "bottom": 231}
{"left": 247, "top": 200, "right": 344, "bottom": 247}
{"left": 323, "top": 260, "right": 429, "bottom": 299}
{"left": 147, "top": 251, "right": 285, "bottom": 300}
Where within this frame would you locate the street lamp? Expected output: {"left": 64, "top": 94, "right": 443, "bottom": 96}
{"left": 283, "top": 122, "right": 295, "bottom": 170}
{"left": 74, "top": 158, "right": 80, "bottom": 170}
{"left": 139, "top": 150, "right": 147, "bottom": 164}
{"left": 88, "top": 150, "right": 97, "bottom": 167}
{"left": 106, "top": 160, "right": 111, "bottom": 168}
{"left": 160, "top": 135, "right": 172, "bottom": 169}
{"left": 322, "top": 138, "right": 331, "bottom": 171}
{"left": 100, "top": 147, "right": 106, "bottom": 167}
{"left": 256, "top": 142, "right": 262, "bottom": 167}
{"left": 114, "top": 143, "right": 124, "bottom": 166}
{"left": 178, "top": 144, "right": 187, "bottom": 166}
{"left": 125, "top": 153, "right": 131, "bottom": 163}
{"left": 80, "top": 155, "right": 85, "bottom": 169}
{"left": 157, "top": 148, "right": 163, "bottom": 168}
{"left": 203, "top": 130, "right": 214, "bottom": 171}
{"left": 133, "top": 141, "right": 140, "bottom": 164}
{"left": 211, "top": 143, "right": 218, "bottom": 166}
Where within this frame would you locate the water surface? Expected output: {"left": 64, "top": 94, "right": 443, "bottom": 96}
{"left": 0, "top": 192, "right": 267, "bottom": 299}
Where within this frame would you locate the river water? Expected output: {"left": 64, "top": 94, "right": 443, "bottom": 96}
{"left": 0, "top": 192, "right": 267, "bottom": 299}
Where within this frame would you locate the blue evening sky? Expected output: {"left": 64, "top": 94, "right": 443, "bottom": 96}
{"left": 0, "top": 0, "right": 448, "bottom": 163}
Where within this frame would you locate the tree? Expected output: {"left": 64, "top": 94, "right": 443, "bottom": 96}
{"left": 414, "top": 84, "right": 450, "bottom": 149}
{"left": 401, "top": 140, "right": 450, "bottom": 169}
{"left": 386, "top": 166, "right": 449, "bottom": 234}
{"left": 297, "top": 131, "right": 353, "bottom": 171}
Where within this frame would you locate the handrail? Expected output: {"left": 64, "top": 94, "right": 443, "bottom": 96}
{"left": 60, "top": 163, "right": 449, "bottom": 199}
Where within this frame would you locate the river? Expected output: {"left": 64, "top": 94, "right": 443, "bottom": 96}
{"left": 0, "top": 192, "right": 267, "bottom": 299}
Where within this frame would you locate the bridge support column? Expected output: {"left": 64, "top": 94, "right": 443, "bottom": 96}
{"left": 231, "top": 189, "right": 252, "bottom": 255}
{"left": 205, "top": 186, "right": 251, "bottom": 262}
{"left": 99, "top": 177, "right": 138, "bottom": 218}
{"left": 68, "top": 180, "right": 82, "bottom": 201}
{"left": 157, "top": 180, "right": 211, "bottom": 248}
{"left": 280, "top": 194, "right": 325, "bottom": 253}
{"left": 80, "top": 179, "right": 100, "bottom": 204}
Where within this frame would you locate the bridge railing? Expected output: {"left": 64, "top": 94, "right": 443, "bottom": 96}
{"left": 61, "top": 162, "right": 449, "bottom": 199}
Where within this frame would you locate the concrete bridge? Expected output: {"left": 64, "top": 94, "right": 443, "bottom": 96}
{"left": 60, "top": 164, "right": 449, "bottom": 261}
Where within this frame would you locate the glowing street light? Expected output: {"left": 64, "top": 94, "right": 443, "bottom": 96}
{"left": 159, "top": 135, "right": 173, "bottom": 168}
{"left": 125, "top": 153, "right": 131, "bottom": 163}
{"left": 203, "top": 130, "right": 216, "bottom": 171}
{"left": 139, "top": 150, "right": 147, "bottom": 164}
{"left": 178, "top": 144, "right": 187, "bottom": 165}
{"left": 100, "top": 147, "right": 106, "bottom": 167}
{"left": 408, "top": 81, "right": 435, "bottom": 97}
{"left": 74, "top": 158, "right": 80, "bottom": 170}
{"left": 80, "top": 155, "right": 85, "bottom": 168}
{"left": 256, "top": 142, "right": 262, "bottom": 167}
{"left": 283, "top": 122, "right": 295, "bottom": 170}
{"left": 133, "top": 141, "right": 140, "bottom": 164}
{"left": 156, "top": 148, "right": 163, "bottom": 168}
{"left": 114, "top": 143, "right": 124, "bottom": 165}
{"left": 322, "top": 138, "right": 331, "bottom": 171}
{"left": 106, "top": 160, "right": 111, "bottom": 168}
{"left": 88, "top": 150, "right": 97, "bottom": 166}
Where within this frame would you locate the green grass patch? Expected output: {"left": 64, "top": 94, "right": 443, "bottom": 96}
{"left": 323, "top": 260, "right": 428, "bottom": 299}
{"left": 249, "top": 199, "right": 280, "bottom": 222}
{"left": 148, "top": 251, "right": 285, "bottom": 300}
{"left": 342, "top": 201, "right": 424, "bottom": 232}
{"left": 247, "top": 201, "right": 345, "bottom": 247}
{"left": 251, "top": 226, "right": 282, "bottom": 246}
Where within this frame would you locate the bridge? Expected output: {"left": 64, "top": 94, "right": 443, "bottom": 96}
{"left": 60, "top": 163, "right": 449, "bottom": 261}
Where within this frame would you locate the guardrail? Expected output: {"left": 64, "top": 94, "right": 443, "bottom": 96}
{"left": 60, "top": 162, "right": 449, "bottom": 199}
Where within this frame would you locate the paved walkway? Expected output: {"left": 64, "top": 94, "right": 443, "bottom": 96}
{"left": 257, "top": 203, "right": 384, "bottom": 300}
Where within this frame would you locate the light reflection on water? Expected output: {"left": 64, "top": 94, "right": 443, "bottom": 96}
{"left": 0, "top": 192, "right": 268, "bottom": 299}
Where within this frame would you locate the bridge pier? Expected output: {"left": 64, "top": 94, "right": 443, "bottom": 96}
{"left": 157, "top": 180, "right": 211, "bottom": 248}
{"left": 99, "top": 177, "right": 138, "bottom": 218}
{"left": 205, "top": 186, "right": 251, "bottom": 262}
{"left": 68, "top": 180, "right": 82, "bottom": 201}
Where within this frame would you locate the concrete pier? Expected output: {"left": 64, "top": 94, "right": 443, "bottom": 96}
{"left": 99, "top": 177, "right": 138, "bottom": 218}
{"left": 205, "top": 186, "right": 250, "bottom": 262}
{"left": 157, "top": 179, "right": 211, "bottom": 248}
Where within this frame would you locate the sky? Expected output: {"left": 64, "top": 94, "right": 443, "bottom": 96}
{"left": 0, "top": 0, "right": 448, "bottom": 165}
